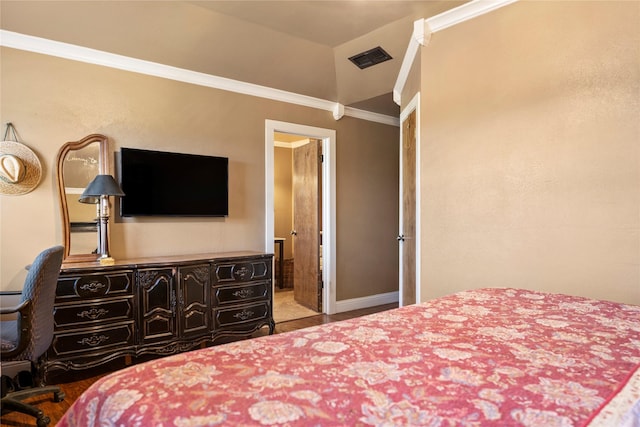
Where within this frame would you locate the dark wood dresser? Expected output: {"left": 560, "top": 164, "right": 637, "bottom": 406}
{"left": 45, "top": 251, "right": 273, "bottom": 378}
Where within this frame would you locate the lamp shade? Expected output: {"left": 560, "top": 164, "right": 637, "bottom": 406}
{"left": 81, "top": 174, "right": 125, "bottom": 198}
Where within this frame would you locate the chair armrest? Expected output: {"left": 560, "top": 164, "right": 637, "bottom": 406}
{"left": 0, "top": 299, "right": 29, "bottom": 315}
{"left": 0, "top": 299, "right": 32, "bottom": 358}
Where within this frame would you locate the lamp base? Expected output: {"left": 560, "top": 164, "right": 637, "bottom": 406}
{"left": 99, "top": 256, "right": 115, "bottom": 266}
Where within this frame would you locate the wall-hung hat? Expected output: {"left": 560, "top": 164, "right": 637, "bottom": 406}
{"left": 0, "top": 124, "right": 42, "bottom": 196}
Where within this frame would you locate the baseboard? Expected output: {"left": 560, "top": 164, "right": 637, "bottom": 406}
{"left": 334, "top": 291, "right": 399, "bottom": 314}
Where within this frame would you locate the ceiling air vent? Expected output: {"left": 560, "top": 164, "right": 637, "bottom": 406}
{"left": 348, "top": 46, "right": 393, "bottom": 70}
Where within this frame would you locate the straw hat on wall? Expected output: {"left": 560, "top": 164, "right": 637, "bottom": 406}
{"left": 0, "top": 126, "right": 43, "bottom": 196}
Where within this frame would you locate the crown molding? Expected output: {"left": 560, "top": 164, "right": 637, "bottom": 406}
{"left": 393, "top": 0, "right": 518, "bottom": 106}
{"left": 393, "top": 19, "right": 431, "bottom": 105}
{"left": 413, "top": 17, "right": 432, "bottom": 46}
{"left": 343, "top": 106, "right": 399, "bottom": 127}
{"left": 427, "top": 0, "right": 518, "bottom": 33}
{"left": 0, "top": 30, "right": 399, "bottom": 127}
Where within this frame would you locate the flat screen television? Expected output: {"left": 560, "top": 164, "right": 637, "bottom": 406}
{"left": 119, "top": 147, "right": 228, "bottom": 217}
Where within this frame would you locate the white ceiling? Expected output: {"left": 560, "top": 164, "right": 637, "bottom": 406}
{"left": 1, "top": 1, "right": 468, "bottom": 117}
{"left": 191, "top": 1, "right": 455, "bottom": 47}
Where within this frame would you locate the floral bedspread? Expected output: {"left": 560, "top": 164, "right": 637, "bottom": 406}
{"left": 58, "top": 288, "right": 640, "bottom": 426}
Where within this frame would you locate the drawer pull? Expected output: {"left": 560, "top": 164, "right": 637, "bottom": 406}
{"left": 79, "top": 281, "right": 106, "bottom": 293}
{"left": 232, "top": 289, "right": 254, "bottom": 299}
{"left": 78, "top": 335, "right": 110, "bottom": 347}
{"left": 77, "top": 308, "right": 109, "bottom": 320}
{"left": 233, "top": 309, "right": 254, "bottom": 321}
{"left": 233, "top": 266, "right": 252, "bottom": 280}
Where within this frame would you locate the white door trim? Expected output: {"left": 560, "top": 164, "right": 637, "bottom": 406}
{"left": 398, "top": 93, "right": 421, "bottom": 306}
{"left": 265, "top": 120, "right": 337, "bottom": 314}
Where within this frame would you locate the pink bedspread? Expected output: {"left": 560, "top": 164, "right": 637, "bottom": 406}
{"left": 58, "top": 288, "right": 640, "bottom": 426}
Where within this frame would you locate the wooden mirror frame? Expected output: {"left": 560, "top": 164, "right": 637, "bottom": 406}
{"left": 56, "top": 134, "right": 109, "bottom": 262}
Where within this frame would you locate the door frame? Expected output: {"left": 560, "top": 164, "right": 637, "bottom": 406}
{"left": 399, "top": 93, "right": 421, "bottom": 306}
{"left": 265, "top": 120, "right": 337, "bottom": 314}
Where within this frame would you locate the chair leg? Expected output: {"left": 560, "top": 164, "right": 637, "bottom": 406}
{"left": 1, "top": 385, "right": 65, "bottom": 427}
{"left": 2, "top": 397, "right": 49, "bottom": 426}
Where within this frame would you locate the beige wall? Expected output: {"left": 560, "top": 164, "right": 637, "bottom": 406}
{"left": 0, "top": 47, "right": 400, "bottom": 302}
{"left": 274, "top": 146, "right": 293, "bottom": 259}
{"left": 418, "top": 1, "right": 639, "bottom": 304}
{"left": 336, "top": 120, "right": 400, "bottom": 300}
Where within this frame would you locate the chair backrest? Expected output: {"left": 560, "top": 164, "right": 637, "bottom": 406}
{"left": 18, "top": 246, "right": 64, "bottom": 362}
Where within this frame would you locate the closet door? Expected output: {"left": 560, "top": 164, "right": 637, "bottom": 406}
{"left": 400, "top": 109, "right": 417, "bottom": 306}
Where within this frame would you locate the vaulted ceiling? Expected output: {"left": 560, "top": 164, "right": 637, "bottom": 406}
{"left": 1, "top": 1, "right": 468, "bottom": 118}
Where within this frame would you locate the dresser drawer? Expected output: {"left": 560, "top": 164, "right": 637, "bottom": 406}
{"left": 56, "top": 271, "right": 133, "bottom": 300}
{"left": 213, "top": 258, "right": 271, "bottom": 284}
{"left": 214, "top": 302, "right": 270, "bottom": 328}
{"left": 54, "top": 299, "right": 134, "bottom": 328}
{"left": 50, "top": 322, "right": 135, "bottom": 356}
{"left": 214, "top": 281, "right": 269, "bottom": 306}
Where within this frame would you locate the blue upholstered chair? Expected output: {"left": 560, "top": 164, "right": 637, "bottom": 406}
{"left": 1, "top": 245, "right": 65, "bottom": 427}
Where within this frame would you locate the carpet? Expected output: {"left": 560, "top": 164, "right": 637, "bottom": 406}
{"left": 273, "top": 290, "right": 319, "bottom": 323}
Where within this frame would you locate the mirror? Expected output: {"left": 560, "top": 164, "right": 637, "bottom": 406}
{"left": 56, "top": 134, "right": 109, "bottom": 262}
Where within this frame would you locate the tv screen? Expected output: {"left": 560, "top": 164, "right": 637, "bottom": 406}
{"left": 120, "top": 147, "right": 228, "bottom": 217}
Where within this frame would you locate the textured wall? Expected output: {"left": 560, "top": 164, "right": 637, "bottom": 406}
{"left": 419, "top": 1, "right": 640, "bottom": 304}
{"left": 0, "top": 48, "right": 399, "bottom": 302}
{"left": 336, "top": 120, "right": 400, "bottom": 300}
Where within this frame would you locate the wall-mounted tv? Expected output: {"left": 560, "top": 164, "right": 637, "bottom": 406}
{"left": 119, "top": 147, "right": 228, "bottom": 217}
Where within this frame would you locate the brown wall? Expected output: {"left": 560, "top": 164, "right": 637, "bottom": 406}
{"left": 336, "top": 120, "right": 400, "bottom": 300}
{"left": 418, "top": 1, "right": 639, "bottom": 304}
{"left": 0, "top": 47, "right": 399, "bottom": 302}
{"left": 274, "top": 146, "right": 293, "bottom": 259}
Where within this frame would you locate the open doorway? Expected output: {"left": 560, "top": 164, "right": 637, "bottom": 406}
{"left": 265, "top": 120, "right": 337, "bottom": 322}
{"left": 273, "top": 134, "right": 321, "bottom": 322}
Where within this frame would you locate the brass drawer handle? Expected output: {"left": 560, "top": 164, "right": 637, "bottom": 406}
{"left": 233, "top": 266, "right": 252, "bottom": 280}
{"left": 232, "top": 289, "right": 254, "bottom": 299}
{"left": 233, "top": 309, "right": 254, "bottom": 321}
{"left": 79, "top": 281, "right": 106, "bottom": 293}
{"left": 77, "top": 308, "right": 109, "bottom": 320}
{"left": 77, "top": 335, "right": 109, "bottom": 347}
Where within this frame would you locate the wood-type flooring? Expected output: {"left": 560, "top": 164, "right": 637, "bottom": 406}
{"left": 1, "top": 303, "right": 397, "bottom": 427}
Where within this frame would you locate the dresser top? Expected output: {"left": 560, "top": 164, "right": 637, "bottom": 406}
{"left": 61, "top": 251, "right": 272, "bottom": 272}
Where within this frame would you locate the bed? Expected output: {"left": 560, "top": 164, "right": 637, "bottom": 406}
{"left": 57, "top": 288, "right": 639, "bottom": 426}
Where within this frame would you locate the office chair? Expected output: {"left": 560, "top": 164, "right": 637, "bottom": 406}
{"left": 1, "top": 245, "right": 65, "bottom": 427}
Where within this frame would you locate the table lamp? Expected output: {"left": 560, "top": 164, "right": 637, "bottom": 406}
{"left": 80, "top": 174, "right": 125, "bottom": 265}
